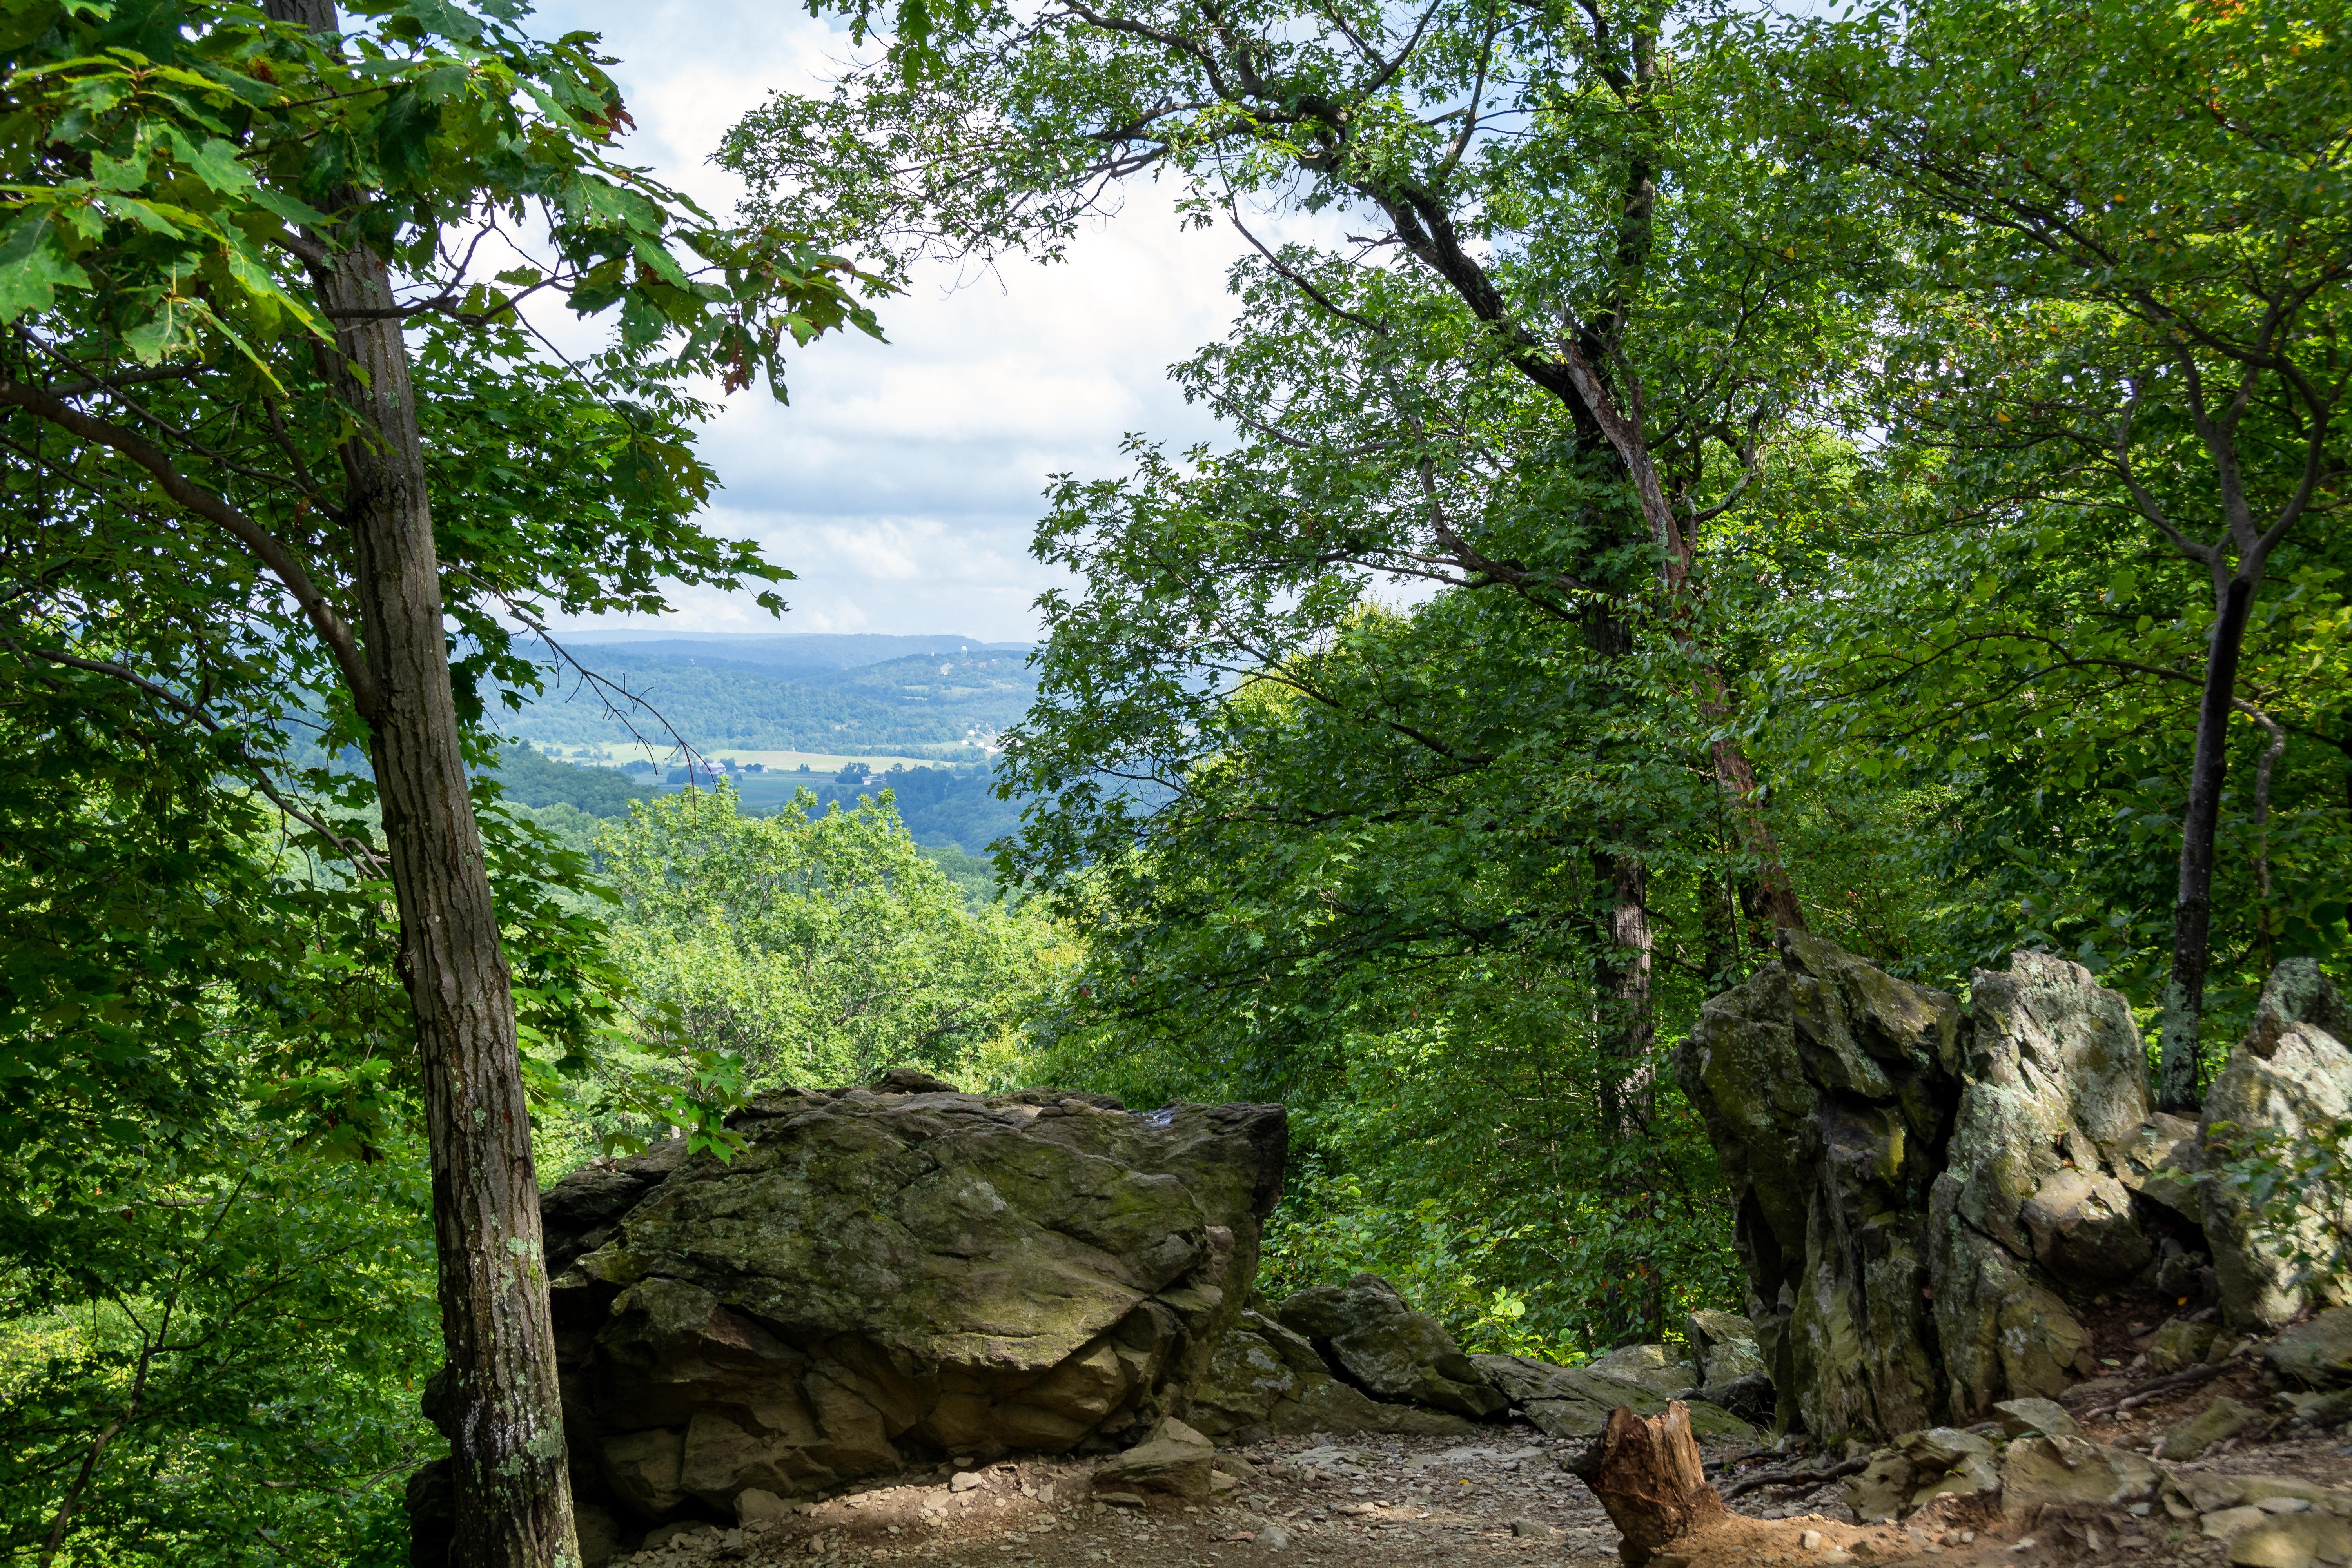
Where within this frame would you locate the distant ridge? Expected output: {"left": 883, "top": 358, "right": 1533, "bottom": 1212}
{"left": 553, "top": 631, "right": 1029, "bottom": 675}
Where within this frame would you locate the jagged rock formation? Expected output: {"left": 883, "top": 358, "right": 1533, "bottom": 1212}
{"left": 539, "top": 1078, "right": 1287, "bottom": 1532}
{"left": 2202, "top": 959, "right": 2352, "bottom": 1328}
{"left": 1929, "top": 948, "right": 2156, "bottom": 1421}
{"left": 1675, "top": 933, "right": 2207, "bottom": 1439}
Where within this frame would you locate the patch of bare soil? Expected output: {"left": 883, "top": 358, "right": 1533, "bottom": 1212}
{"left": 613, "top": 1429, "right": 1640, "bottom": 1568}
{"left": 615, "top": 1376, "right": 2352, "bottom": 1568}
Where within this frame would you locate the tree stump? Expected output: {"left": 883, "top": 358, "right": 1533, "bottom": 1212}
{"left": 1565, "top": 1401, "right": 1728, "bottom": 1566}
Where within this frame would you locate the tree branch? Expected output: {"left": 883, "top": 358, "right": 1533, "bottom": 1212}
{"left": 0, "top": 377, "right": 383, "bottom": 719}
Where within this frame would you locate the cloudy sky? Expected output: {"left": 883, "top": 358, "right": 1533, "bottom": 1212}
{"left": 528, "top": 0, "right": 1255, "bottom": 644}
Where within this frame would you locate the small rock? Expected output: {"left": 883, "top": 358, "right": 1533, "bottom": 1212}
{"left": 2259, "top": 1497, "right": 2314, "bottom": 1514}
{"left": 2207, "top": 1506, "right": 2271, "bottom": 1539}
{"left": 2150, "top": 1318, "right": 2223, "bottom": 1374}
{"left": 1911, "top": 1452, "right": 2001, "bottom": 1510}
{"left": 2272, "top": 1310, "right": 2352, "bottom": 1389}
{"left": 1896, "top": 1427, "right": 1995, "bottom": 1470}
{"left": 1992, "top": 1397, "right": 2082, "bottom": 1440}
{"left": 1801, "top": 1528, "right": 1824, "bottom": 1550}
{"left": 1842, "top": 1450, "right": 1914, "bottom": 1524}
{"left": 2167, "top": 1397, "right": 2261, "bottom": 1461}
{"left": 2001, "top": 1434, "right": 2160, "bottom": 1519}
{"left": 950, "top": 1472, "right": 985, "bottom": 1493}
{"left": 2225, "top": 1512, "right": 2352, "bottom": 1568}
{"left": 735, "top": 1488, "right": 790, "bottom": 1525}
{"left": 1508, "top": 1519, "right": 1552, "bottom": 1538}
{"left": 1210, "top": 1472, "right": 1238, "bottom": 1493}
{"left": 1260, "top": 1523, "right": 1290, "bottom": 1549}
{"left": 1096, "top": 1491, "right": 1145, "bottom": 1508}
{"left": 1095, "top": 1417, "right": 1218, "bottom": 1499}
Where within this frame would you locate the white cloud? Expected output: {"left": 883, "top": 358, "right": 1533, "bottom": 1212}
{"left": 524, "top": 0, "right": 1253, "bottom": 642}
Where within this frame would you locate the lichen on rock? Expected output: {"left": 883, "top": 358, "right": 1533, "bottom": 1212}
{"left": 538, "top": 1078, "right": 1287, "bottom": 1530}
{"left": 1677, "top": 932, "right": 2183, "bottom": 1439}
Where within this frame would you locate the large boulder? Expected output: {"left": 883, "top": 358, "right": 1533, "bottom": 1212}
{"left": 1675, "top": 931, "right": 1961, "bottom": 1439}
{"left": 2201, "top": 961, "right": 2352, "bottom": 1328}
{"left": 1677, "top": 934, "right": 2171, "bottom": 1439}
{"left": 1273, "top": 1274, "right": 1509, "bottom": 1419}
{"left": 536, "top": 1079, "right": 1286, "bottom": 1532}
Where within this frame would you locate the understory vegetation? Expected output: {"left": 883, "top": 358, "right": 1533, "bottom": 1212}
{"left": 2, "top": 0, "right": 2348, "bottom": 1561}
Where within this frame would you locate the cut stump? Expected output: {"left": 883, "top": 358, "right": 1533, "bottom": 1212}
{"left": 1565, "top": 1401, "right": 1728, "bottom": 1566}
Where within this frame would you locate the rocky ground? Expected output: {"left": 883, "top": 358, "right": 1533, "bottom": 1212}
{"left": 602, "top": 1351, "right": 2352, "bottom": 1568}
{"left": 610, "top": 1429, "right": 1651, "bottom": 1568}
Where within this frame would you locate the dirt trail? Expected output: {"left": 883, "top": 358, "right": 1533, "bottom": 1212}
{"left": 614, "top": 1379, "right": 2352, "bottom": 1568}
{"left": 613, "top": 1431, "right": 1629, "bottom": 1568}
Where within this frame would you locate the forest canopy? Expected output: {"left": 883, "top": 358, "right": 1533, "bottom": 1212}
{"left": 2, "top": 0, "right": 2347, "bottom": 1561}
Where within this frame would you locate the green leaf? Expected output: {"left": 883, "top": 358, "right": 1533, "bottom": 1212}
{"left": 0, "top": 209, "right": 91, "bottom": 320}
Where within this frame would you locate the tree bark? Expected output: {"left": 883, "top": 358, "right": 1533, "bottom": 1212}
{"left": 1566, "top": 1401, "right": 1727, "bottom": 1567}
{"left": 2156, "top": 570, "right": 2257, "bottom": 1113}
{"left": 261, "top": 4, "right": 578, "bottom": 1563}
{"left": 1592, "top": 849, "right": 1660, "bottom": 1343}
{"left": 1601, "top": 852, "right": 1655, "bottom": 1134}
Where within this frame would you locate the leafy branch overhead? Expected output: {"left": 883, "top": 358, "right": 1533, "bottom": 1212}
{"left": 0, "top": 0, "right": 884, "bottom": 385}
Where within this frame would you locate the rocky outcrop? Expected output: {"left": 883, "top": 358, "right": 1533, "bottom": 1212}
{"left": 1675, "top": 932, "right": 1962, "bottom": 1439}
{"left": 538, "top": 1080, "right": 1287, "bottom": 1533}
{"left": 1930, "top": 950, "right": 2151, "bottom": 1421}
{"left": 1185, "top": 1274, "right": 1766, "bottom": 1445}
{"left": 1676, "top": 933, "right": 2201, "bottom": 1440}
{"left": 2201, "top": 960, "right": 2352, "bottom": 1328}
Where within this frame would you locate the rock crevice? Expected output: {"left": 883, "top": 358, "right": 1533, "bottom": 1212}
{"left": 1677, "top": 935, "right": 2193, "bottom": 1439}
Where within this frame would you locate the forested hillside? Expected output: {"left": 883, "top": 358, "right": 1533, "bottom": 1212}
{"left": 3, "top": 0, "right": 2346, "bottom": 1561}
{"left": 495, "top": 645, "right": 1036, "bottom": 757}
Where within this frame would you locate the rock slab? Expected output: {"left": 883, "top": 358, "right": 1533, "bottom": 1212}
{"left": 538, "top": 1080, "right": 1285, "bottom": 1531}
{"left": 1274, "top": 1274, "right": 1510, "bottom": 1419}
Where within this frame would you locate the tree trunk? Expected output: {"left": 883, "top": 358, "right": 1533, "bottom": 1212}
{"left": 2156, "top": 570, "right": 2257, "bottom": 1114}
{"left": 1566, "top": 1401, "right": 1727, "bottom": 1567}
{"left": 263, "top": 5, "right": 578, "bottom": 1562}
{"left": 1592, "top": 850, "right": 1659, "bottom": 1343}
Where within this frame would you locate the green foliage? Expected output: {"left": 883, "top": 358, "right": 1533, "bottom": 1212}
{"left": 0, "top": 1132, "right": 439, "bottom": 1565}
{"left": 487, "top": 741, "right": 653, "bottom": 819}
{"left": 1745, "top": 0, "right": 2352, "bottom": 1034}
{"left": 598, "top": 783, "right": 1067, "bottom": 1091}
{"left": 2206, "top": 1115, "right": 2352, "bottom": 1305}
